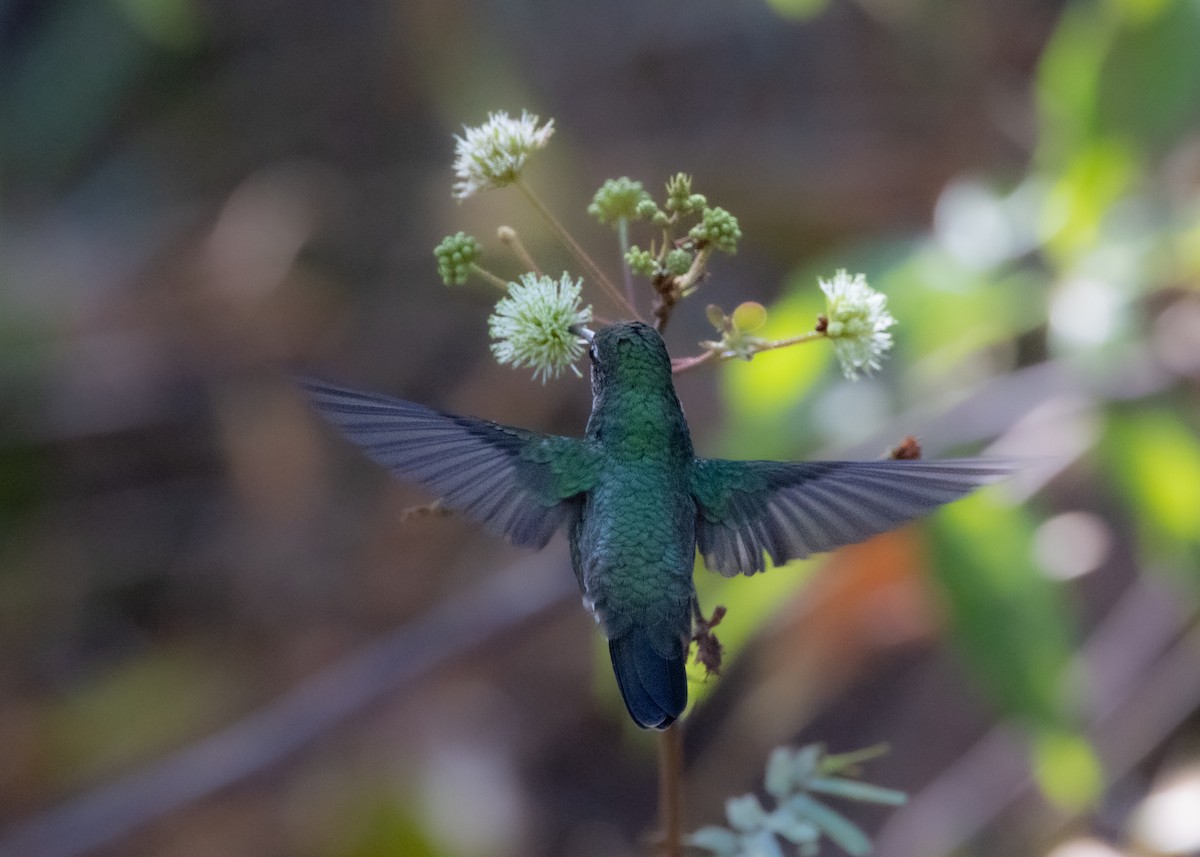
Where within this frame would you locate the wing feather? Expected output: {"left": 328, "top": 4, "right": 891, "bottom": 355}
{"left": 302, "top": 379, "right": 600, "bottom": 548}
{"left": 692, "top": 458, "right": 1014, "bottom": 576}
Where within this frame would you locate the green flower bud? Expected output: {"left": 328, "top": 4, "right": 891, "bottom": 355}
{"left": 625, "top": 246, "right": 657, "bottom": 277}
{"left": 665, "top": 173, "right": 706, "bottom": 215}
{"left": 706, "top": 304, "right": 729, "bottom": 331}
{"left": 434, "top": 231, "right": 482, "bottom": 286}
{"left": 689, "top": 206, "right": 741, "bottom": 254}
{"left": 588, "top": 177, "right": 653, "bottom": 225}
{"left": 664, "top": 247, "right": 693, "bottom": 276}
{"left": 731, "top": 301, "right": 768, "bottom": 332}
{"left": 635, "top": 197, "right": 661, "bottom": 221}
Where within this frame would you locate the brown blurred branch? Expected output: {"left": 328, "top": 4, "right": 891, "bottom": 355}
{"left": 0, "top": 546, "right": 577, "bottom": 857}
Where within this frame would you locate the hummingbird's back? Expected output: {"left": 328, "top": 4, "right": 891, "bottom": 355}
{"left": 574, "top": 322, "right": 698, "bottom": 728}
{"left": 584, "top": 322, "right": 693, "bottom": 462}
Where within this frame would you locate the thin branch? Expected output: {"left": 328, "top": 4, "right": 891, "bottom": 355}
{"left": 755, "top": 331, "right": 823, "bottom": 352}
{"left": 671, "top": 330, "right": 825, "bottom": 375}
{"left": 671, "top": 349, "right": 721, "bottom": 375}
{"left": 514, "top": 179, "right": 642, "bottom": 321}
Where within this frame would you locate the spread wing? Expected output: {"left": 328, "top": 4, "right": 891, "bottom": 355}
{"left": 691, "top": 458, "right": 1014, "bottom": 576}
{"left": 301, "top": 379, "right": 601, "bottom": 548}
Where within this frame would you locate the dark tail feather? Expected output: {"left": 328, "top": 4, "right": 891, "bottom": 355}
{"left": 608, "top": 627, "right": 688, "bottom": 730}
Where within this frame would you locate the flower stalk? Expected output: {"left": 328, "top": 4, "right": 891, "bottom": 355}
{"left": 497, "top": 226, "right": 542, "bottom": 276}
{"left": 515, "top": 179, "right": 641, "bottom": 320}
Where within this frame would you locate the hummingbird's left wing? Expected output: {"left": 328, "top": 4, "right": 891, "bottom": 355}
{"left": 690, "top": 458, "right": 1013, "bottom": 576}
{"left": 302, "top": 380, "right": 601, "bottom": 548}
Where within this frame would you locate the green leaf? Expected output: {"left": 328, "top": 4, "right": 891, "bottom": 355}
{"left": 1095, "top": 0, "right": 1200, "bottom": 152}
{"left": 927, "top": 493, "right": 1077, "bottom": 732}
{"left": 741, "top": 829, "right": 786, "bottom": 857}
{"left": 781, "top": 794, "right": 871, "bottom": 856}
{"left": 727, "top": 794, "right": 770, "bottom": 833}
{"left": 1102, "top": 409, "right": 1200, "bottom": 597}
{"left": 1035, "top": 1, "right": 1121, "bottom": 166}
{"left": 806, "top": 776, "right": 907, "bottom": 806}
{"left": 771, "top": 812, "right": 820, "bottom": 847}
{"left": 688, "top": 826, "right": 741, "bottom": 856}
{"left": 1040, "top": 138, "right": 1138, "bottom": 262}
{"left": 1106, "top": 409, "right": 1200, "bottom": 544}
{"left": 765, "top": 747, "right": 797, "bottom": 798}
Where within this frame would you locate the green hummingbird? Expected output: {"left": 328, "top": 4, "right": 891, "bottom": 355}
{"left": 303, "top": 321, "right": 1009, "bottom": 729}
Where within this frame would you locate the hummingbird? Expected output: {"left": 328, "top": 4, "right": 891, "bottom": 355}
{"left": 302, "top": 321, "right": 1010, "bottom": 729}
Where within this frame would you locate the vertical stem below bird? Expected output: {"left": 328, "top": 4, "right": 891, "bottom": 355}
{"left": 658, "top": 725, "right": 684, "bottom": 857}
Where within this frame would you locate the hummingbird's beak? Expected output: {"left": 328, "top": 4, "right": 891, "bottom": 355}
{"left": 570, "top": 324, "right": 595, "bottom": 342}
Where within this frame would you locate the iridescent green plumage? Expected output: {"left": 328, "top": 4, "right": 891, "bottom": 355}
{"left": 303, "top": 321, "right": 1012, "bottom": 729}
{"left": 571, "top": 323, "right": 696, "bottom": 727}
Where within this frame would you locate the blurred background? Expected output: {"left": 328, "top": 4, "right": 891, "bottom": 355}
{"left": 2, "top": 0, "right": 1200, "bottom": 855}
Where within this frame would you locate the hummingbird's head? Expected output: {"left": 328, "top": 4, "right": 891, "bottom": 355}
{"left": 585, "top": 321, "right": 673, "bottom": 396}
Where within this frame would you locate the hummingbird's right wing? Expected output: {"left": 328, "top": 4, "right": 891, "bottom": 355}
{"left": 301, "top": 380, "right": 601, "bottom": 548}
{"left": 690, "top": 458, "right": 1014, "bottom": 576}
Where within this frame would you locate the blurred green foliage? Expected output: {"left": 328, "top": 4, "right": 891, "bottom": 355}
{"left": 929, "top": 494, "right": 1076, "bottom": 734}
{"left": 43, "top": 645, "right": 243, "bottom": 786}
{"left": 334, "top": 793, "right": 445, "bottom": 857}
{"left": 3, "top": 0, "right": 1200, "bottom": 852}
{"left": 1104, "top": 409, "right": 1200, "bottom": 596}
{"left": 694, "top": 0, "right": 1200, "bottom": 809}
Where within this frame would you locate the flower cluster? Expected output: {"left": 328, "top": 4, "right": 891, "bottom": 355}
{"left": 433, "top": 232, "right": 481, "bottom": 286}
{"left": 665, "top": 172, "right": 707, "bottom": 215}
{"left": 690, "top": 206, "right": 742, "bottom": 254}
{"left": 607, "top": 174, "right": 742, "bottom": 311}
{"left": 689, "top": 744, "right": 906, "bottom": 857}
{"left": 818, "top": 270, "right": 896, "bottom": 379}
{"left": 452, "top": 110, "right": 555, "bottom": 201}
{"left": 488, "top": 273, "right": 593, "bottom": 382}
{"left": 588, "top": 177, "right": 653, "bottom": 224}
{"left": 663, "top": 248, "right": 693, "bottom": 276}
{"left": 625, "top": 247, "right": 657, "bottom": 277}
{"left": 438, "top": 111, "right": 897, "bottom": 390}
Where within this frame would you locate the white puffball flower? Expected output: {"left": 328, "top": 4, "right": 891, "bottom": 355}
{"left": 489, "top": 272, "right": 592, "bottom": 383}
{"left": 819, "top": 270, "right": 897, "bottom": 379}
{"left": 452, "top": 110, "right": 555, "bottom": 201}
